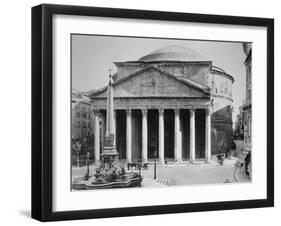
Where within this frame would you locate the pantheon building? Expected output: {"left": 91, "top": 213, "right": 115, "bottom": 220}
{"left": 89, "top": 46, "right": 234, "bottom": 164}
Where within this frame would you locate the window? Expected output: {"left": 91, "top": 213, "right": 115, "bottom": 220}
{"left": 82, "top": 113, "right": 87, "bottom": 119}
{"left": 248, "top": 88, "right": 252, "bottom": 100}
{"left": 75, "top": 112, "right": 80, "bottom": 118}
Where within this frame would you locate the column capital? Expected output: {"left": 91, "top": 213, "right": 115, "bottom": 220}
{"left": 126, "top": 109, "right": 132, "bottom": 115}
{"left": 174, "top": 109, "right": 180, "bottom": 114}
{"left": 142, "top": 109, "right": 148, "bottom": 116}
{"left": 190, "top": 108, "right": 195, "bottom": 115}
{"left": 158, "top": 108, "right": 164, "bottom": 115}
{"left": 206, "top": 108, "right": 212, "bottom": 115}
{"left": 93, "top": 109, "right": 100, "bottom": 114}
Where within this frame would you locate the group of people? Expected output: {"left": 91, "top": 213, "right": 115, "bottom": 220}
{"left": 217, "top": 139, "right": 251, "bottom": 179}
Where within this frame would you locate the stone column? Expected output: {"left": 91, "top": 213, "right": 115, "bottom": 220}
{"left": 248, "top": 111, "right": 251, "bottom": 143}
{"left": 142, "top": 109, "right": 148, "bottom": 163}
{"left": 100, "top": 112, "right": 105, "bottom": 154}
{"left": 113, "top": 110, "right": 116, "bottom": 147}
{"left": 190, "top": 109, "right": 196, "bottom": 163}
{"left": 174, "top": 109, "right": 180, "bottom": 162}
{"left": 105, "top": 73, "right": 114, "bottom": 136}
{"left": 205, "top": 108, "right": 211, "bottom": 162}
{"left": 94, "top": 110, "right": 100, "bottom": 162}
{"left": 126, "top": 109, "right": 132, "bottom": 163}
{"left": 159, "top": 109, "right": 164, "bottom": 163}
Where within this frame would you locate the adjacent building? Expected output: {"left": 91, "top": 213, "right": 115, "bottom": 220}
{"left": 234, "top": 106, "right": 244, "bottom": 140}
{"left": 72, "top": 89, "right": 94, "bottom": 139}
{"left": 89, "top": 46, "right": 234, "bottom": 163}
{"left": 241, "top": 43, "right": 252, "bottom": 145}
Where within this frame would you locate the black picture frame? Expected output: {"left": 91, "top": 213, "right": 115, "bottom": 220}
{"left": 32, "top": 4, "right": 274, "bottom": 222}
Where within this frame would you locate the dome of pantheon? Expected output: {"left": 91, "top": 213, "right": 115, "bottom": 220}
{"left": 138, "top": 45, "right": 208, "bottom": 62}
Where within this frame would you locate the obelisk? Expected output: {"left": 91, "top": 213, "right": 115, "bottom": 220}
{"left": 102, "top": 69, "right": 118, "bottom": 156}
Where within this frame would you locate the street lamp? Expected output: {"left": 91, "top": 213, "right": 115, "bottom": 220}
{"left": 76, "top": 141, "right": 81, "bottom": 168}
{"left": 72, "top": 140, "right": 81, "bottom": 168}
{"left": 138, "top": 159, "right": 142, "bottom": 187}
{"left": 153, "top": 150, "right": 157, "bottom": 180}
{"left": 84, "top": 152, "right": 90, "bottom": 180}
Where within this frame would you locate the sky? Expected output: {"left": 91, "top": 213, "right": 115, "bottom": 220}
{"left": 72, "top": 34, "right": 247, "bottom": 121}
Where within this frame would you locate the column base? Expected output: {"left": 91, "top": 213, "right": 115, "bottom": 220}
{"left": 205, "top": 158, "right": 211, "bottom": 163}
{"left": 142, "top": 159, "right": 148, "bottom": 164}
{"left": 176, "top": 159, "right": 182, "bottom": 163}
{"left": 189, "top": 159, "right": 196, "bottom": 164}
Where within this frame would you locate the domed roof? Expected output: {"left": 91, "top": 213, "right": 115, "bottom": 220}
{"left": 138, "top": 45, "right": 207, "bottom": 62}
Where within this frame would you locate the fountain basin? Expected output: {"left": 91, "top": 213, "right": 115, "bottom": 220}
{"left": 72, "top": 175, "right": 143, "bottom": 190}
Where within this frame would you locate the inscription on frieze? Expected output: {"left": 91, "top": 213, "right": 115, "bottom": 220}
{"left": 92, "top": 98, "right": 210, "bottom": 110}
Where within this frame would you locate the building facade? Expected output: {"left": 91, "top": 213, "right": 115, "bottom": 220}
{"left": 89, "top": 46, "right": 234, "bottom": 163}
{"left": 241, "top": 43, "right": 252, "bottom": 145}
{"left": 234, "top": 106, "right": 244, "bottom": 140}
{"left": 72, "top": 89, "right": 95, "bottom": 139}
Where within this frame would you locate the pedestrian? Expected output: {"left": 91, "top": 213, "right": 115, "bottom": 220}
{"left": 231, "top": 139, "right": 236, "bottom": 150}
{"left": 226, "top": 147, "right": 230, "bottom": 158}
{"left": 244, "top": 151, "right": 251, "bottom": 177}
{"left": 217, "top": 145, "right": 225, "bottom": 165}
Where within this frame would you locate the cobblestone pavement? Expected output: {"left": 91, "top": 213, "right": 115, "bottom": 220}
{"left": 72, "top": 161, "right": 241, "bottom": 187}
{"left": 140, "top": 164, "right": 237, "bottom": 186}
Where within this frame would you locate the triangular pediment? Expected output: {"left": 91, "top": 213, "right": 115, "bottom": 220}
{"left": 90, "top": 66, "right": 210, "bottom": 98}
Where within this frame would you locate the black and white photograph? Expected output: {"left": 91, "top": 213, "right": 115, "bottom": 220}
{"left": 71, "top": 35, "right": 252, "bottom": 190}
{"left": 0, "top": 0, "right": 277, "bottom": 224}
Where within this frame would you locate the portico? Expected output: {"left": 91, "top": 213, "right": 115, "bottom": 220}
{"left": 93, "top": 105, "right": 212, "bottom": 164}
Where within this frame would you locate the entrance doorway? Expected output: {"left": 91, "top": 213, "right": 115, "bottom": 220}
{"left": 116, "top": 110, "right": 126, "bottom": 160}
{"left": 148, "top": 109, "right": 158, "bottom": 159}
{"left": 195, "top": 109, "right": 206, "bottom": 159}
{"left": 180, "top": 109, "right": 190, "bottom": 160}
{"left": 164, "top": 109, "right": 175, "bottom": 160}
{"left": 131, "top": 110, "right": 142, "bottom": 161}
